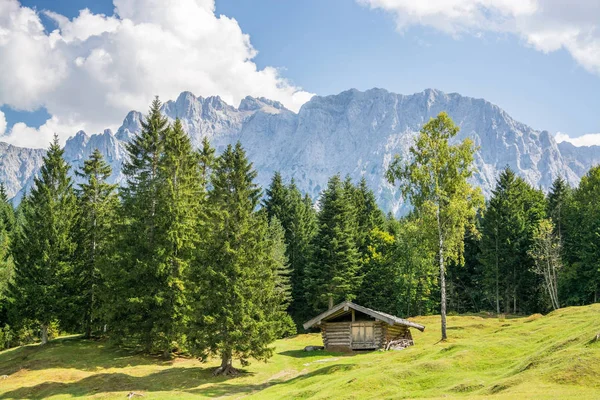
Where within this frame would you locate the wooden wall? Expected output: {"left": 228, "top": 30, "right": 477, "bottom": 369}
{"left": 321, "top": 321, "right": 387, "bottom": 351}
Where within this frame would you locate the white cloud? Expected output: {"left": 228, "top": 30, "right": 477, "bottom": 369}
{"left": 555, "top": 131, "right": 600, "bottom": 147}
{"left": 0, "top": 0, "right": 314, "bottom": 148}
{"left": 358, "top": 0, "right": 600, "bottom": 75}
{"left": 0, "top": 111, "right": 6, "bottom": 136}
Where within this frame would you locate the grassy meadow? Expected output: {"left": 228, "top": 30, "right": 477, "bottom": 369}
{"left": 0, "top": 304, "right": 599, "bottom": 399}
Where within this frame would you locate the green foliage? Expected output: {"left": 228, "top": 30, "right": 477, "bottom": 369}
{"left": 561, "top": 166, "right": 600, "bottom": 305}
{"left": 304, "top": 175, "right": 361, "bottom": 313}
{"left": 263, "top": 173, "right": 317, "bottom": 326}
{"left": 74, "top": 149, "right": 119, "bottom": 338}
{"left": 188, "top": 143, "right": 284, "bottom": 373}
{"left": 109, "top": 100, "right": 202, "bottom": 355}
{"left": 9, "top": 135, "right": 78, "bottom": 343}
{"left": 387, "top": 112, "right": 483, "bottom": 339}
{"left": 478, "top": 168, "right": 546, "bottom": 314}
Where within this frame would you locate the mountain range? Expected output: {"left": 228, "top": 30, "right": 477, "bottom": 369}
{"left": 2, "top": 88, "right": 599, "bottom": 214}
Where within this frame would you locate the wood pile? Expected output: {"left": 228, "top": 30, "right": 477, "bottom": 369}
{"left": 385, "top": 338, "right": 414, "bottom": 351}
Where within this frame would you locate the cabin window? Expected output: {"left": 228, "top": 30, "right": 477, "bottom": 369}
{"left": 351, "top": 323, "right": 374, "bottom": 347}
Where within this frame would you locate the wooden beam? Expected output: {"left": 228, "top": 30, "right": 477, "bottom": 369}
{"left": 352, "top": 309, "right": 355, "bottom": 322}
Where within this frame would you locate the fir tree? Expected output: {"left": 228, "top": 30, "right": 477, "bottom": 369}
{"left": 74, "top": 149, "right": 119, "bottom": 338}
{"left": 304, "top": 174, "right": 361, "bottom": 312}
{"left": 263, "top": 174, "right": 317, "bottom": 326}
{"left": 153, "top": 118, "right": 202, "bottom": 357}
{"left": 9, "top": 135, "right": 77, "bottom": 344}
{"left": 110, "top": 99, "right": 201, "bottom": 355}
{"left": 188, "top": 142, "right": 282, "bottom": 375}
{"left": 267, "top": 216, "right": 295, "bottom": 337}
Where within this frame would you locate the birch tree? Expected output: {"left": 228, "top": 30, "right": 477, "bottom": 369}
{"left": 387, "top": 112, "right": 483, "bottom": 340}
{"left": 529, "top": 219, "right": 561, "bottom": 310}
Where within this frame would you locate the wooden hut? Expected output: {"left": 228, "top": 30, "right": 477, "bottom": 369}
{"left": 303, "top": 301, "right": 425, "bottom": 351}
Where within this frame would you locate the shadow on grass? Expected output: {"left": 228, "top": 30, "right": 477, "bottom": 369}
{"left": 0, "top": 337, "right": 173, "bottom": 375}
{"left": 3, "top": 360, "right": 354, "bottom": 399}
{"left": 189, "top": 363, "right": 357, "bottom": 398}
{"left": 278, "top": 349, "right": 352, "bottom": 359}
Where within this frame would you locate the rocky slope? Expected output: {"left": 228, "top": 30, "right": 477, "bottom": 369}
{"left": 3, "top": 88, "right": 599, "bottom": 214}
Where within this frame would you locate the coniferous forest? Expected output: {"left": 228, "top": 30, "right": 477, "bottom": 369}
{"left": 0, "top": 99, "right": 599, "bottom": 373}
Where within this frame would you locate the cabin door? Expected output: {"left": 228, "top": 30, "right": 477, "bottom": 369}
{"left": 351, "top": 322, "right": 375, "bottom": 349}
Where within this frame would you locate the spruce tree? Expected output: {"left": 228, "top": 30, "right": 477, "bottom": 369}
{"left": 9, "top": 135, "right": 77, "bottom": 344}
{"left": 267, "top": 216, "right": 295, "bottom": 337}
{"left": 188, "top": 143, "right": 283, "bottom": 375}
{"left": 352, "top": 178, "right": 385, "bottom": 255}
{"left": 111, "top": 100, "right": 201, "bottom": 355}
{"left": 547, "top": 176, "right": 571, "bottom": 242}
{"left": 74, "top": 149, "right": 119, "bottom": 338}
{"left": 304, "top": 174, "right": 361, "bottom": 312}
{"left": 479, "top": 168, "right": 546, "bottom": 314}
{"left": 153, "top": 118, "right": 202, "bottom": 357}
{"left": 263, "top": 174, "right": 317, "bottom": 326}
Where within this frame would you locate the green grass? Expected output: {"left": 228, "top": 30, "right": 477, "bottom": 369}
{"left": 1, "top": 304, "right": 600, "bottom": 399}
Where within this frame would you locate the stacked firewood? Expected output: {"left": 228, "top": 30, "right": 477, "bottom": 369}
{"left": 385, "top": 338, "right": 414, "bottom": 351}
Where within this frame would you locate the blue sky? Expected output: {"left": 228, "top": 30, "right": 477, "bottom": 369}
{"left": 2, "top": 0, "right": 600, "bottom": 147}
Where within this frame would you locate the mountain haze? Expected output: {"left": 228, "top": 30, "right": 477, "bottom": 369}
{"left": 2, "top": 88, "right": 598, "bottom": 214}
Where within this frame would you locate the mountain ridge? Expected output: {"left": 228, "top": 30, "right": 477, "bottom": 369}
{"left": 2, "top": 88, "right": 599, "bottom": 214}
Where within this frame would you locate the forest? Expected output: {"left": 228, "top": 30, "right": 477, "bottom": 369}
{"left": 0, "top": 98, "right": 598, "bottom": 374}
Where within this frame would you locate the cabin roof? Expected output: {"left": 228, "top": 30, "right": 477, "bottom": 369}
{"left": 302, "top": 301, "right": 426, "bottom": 332}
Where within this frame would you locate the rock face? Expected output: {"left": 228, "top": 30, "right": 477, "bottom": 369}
{"left": 1, "top": 88, "right": 597, "bottom": 214}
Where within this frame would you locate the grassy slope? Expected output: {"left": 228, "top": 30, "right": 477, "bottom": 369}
{"left": 0, "top": 305, "right": 599, "bottom": 399}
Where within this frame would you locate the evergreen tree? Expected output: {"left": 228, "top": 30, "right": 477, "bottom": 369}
{"left": 198, "top": 137, "right": 215, "bottom": 192}
{"left": 74, "top": 149, "right": 119, "bottom": 338}
{"left": 9, "top": 135, "right": 77, "bottom": 344}
{"left": 267, "top": 216, "right": 295, "bottom": 337}
{"left": 351, "top": 177, "right": 385, "bottom": 255}
{"left": 153, "top": 118, "right": 202, "bottom": 356}
{"left": 479, "top": 168, "right": 546, "bottom": 314}
{"left": 0, "top": 189, "right": 14, "bottom": 326}
{"left": 263, "top": 174, "right": 317, "bottom": 326}
{"left": 188, "top": 143, "right": 283, "bottom": 375}
{"left": 561, "top": 166, "right": 600, "bottom": 304}
{"left": 387, "top": 112, "right": 483, "bottom": 340}
{"left": 304, "top": 175, "right": 361, "bottom": 312}
{"left": 547, "top": 176, "right": 571, "bottom": 242}
{"left": 110, "top": 100, "right": 200, "bottom": 355}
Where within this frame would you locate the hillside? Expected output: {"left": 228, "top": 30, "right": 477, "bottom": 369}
{"left": 4, "top": 88, "right": 600, "bottom": 214}
{"left": 0, "top": 305, "right": 599, "bottom": 399}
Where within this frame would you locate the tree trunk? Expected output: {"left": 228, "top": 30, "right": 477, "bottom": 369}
{"left": 437, "top": 206, "right": 447, "bottom": 341}
{"left": 495, "top": 228, "right": 500, "bottom": 315}
{"left": 41, "top": 324, "right": 49, "bottom": 345}
{"left": 214, "top": 351, "right": 237, "bottom": 375}
{"left": 328, "top": 296, "right": 333, "bottom": 310}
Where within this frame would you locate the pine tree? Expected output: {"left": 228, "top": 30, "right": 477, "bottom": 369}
{"left": 267, "top": 216, "right": 295, "bottom": 337}
{"left": 74, "top": 149, "right": 119, "bottom": 338}
{"left": 9, "top": 135, "right": 77, "bottom": 344}
{"left": 304, "top": 175, "right": 361, "bottom": 312}
{"left": 479, "top": 168, "right": 546, "bottom": 314}
{"left": 561, "top": 166, "right": 600, "bottom": 304}
{"left": 153, "top": 118, "right": 202, "bottom": 357}
{"left": 188, "top": 142, "right": 283, "bottom": 375}
{"left": 350, "top": 177, "right": 385, "bottom": 255}
{"left": 263, "top": 174, "right": 317, "bottom": 326}
{"left": 264, "top": 172, "right": 289, "bottom": 221}
{"left": 110, "top": 99, "right": 201, "bottom": 355}
{"left": 547, "top": 176, "right": 571, "bottom": 242}
{"left": 0, "top": 189, "right": 14, "bottom": 326}
{"left": 198, "top": 137, "right": 215, "bottom": 192}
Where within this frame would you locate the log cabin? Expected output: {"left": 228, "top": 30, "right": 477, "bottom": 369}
{"left": 303, "top": 301, "right": 425, "bottom": 351}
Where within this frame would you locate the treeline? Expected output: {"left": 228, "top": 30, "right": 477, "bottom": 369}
{"left": 0, "top": 104, "right": 598, "bottom": 363}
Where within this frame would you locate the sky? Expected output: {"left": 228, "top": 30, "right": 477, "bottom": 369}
{"left": 1, "top": 0, "right": 600, "bottom": 148}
